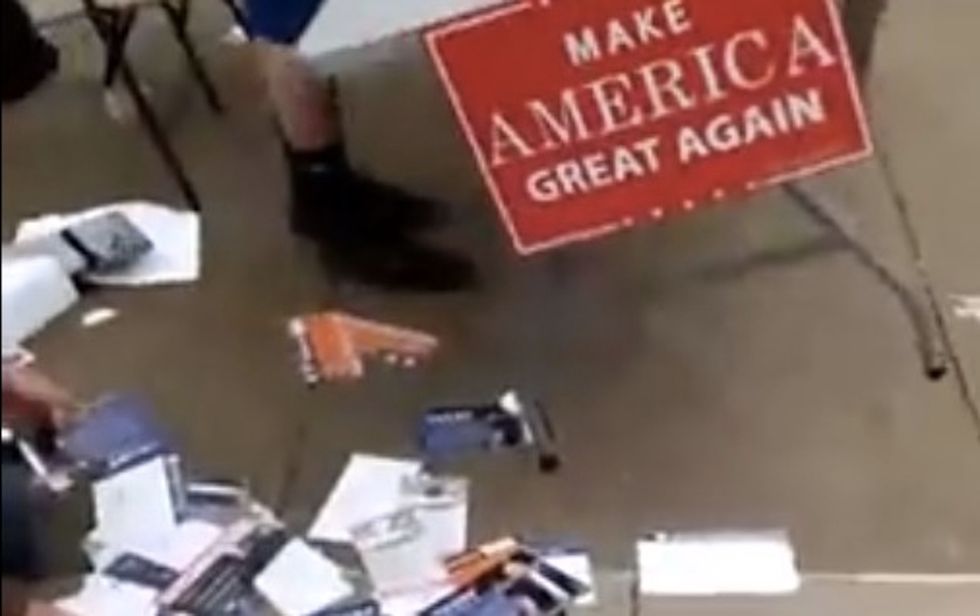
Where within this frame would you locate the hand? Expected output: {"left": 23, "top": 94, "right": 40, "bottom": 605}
{"left": 2, "top": 363, "right": 81, "bottom": 430}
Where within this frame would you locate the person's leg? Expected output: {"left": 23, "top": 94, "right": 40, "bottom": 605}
{"left": 244, "top": 0, "right": 474, "bottom": 291}
{"left": 255, "top": 41, "right": 338, "bottom": 151}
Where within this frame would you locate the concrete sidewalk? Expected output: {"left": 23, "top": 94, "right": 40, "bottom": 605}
{"left": 2, "top": 0, "right": 978, "bottom": 611}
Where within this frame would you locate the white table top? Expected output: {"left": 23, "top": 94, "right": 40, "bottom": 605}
{"left": 297, "top": 0, "right": 509, "bottom": 71}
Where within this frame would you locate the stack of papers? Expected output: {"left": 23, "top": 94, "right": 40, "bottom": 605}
{"left": 307, "top": 454, "right": 470, "bottom": 607}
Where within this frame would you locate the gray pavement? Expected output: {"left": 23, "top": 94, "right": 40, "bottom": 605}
{"left": 2, "top": 0, "right": 978, "bottom": 612}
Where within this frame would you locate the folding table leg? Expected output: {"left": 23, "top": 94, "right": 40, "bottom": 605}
{"left": 81, "top": 0, "right": 203, "bottom": 211}
{"left": 784, "top": 182, "right": 947, "bottom": 380}
{"left": 159, "top": 0, "right": 224, "bottom": 113}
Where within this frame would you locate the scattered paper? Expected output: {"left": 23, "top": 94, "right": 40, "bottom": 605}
{"left": 255, "top": 539, "right": 353, "bottom": 616}
{"left": 637, "top": 531, "right": 801, "bottom": 596}
{"left": 81, "top": 307, "right": 120, "bottom": 328}
{"left": 544, "top": 551, "right": 597, "bottom": 606}
{"left": 55, "top": 575, "right": 158, "bottom": 616}
{"left": 127, "top": 520, "right": 222, "bottom": 571}
{"left": 16, "top": 202, "right": 200, "bottom": 286}
{"left": 415, "top": 500, "right": 468, "bottom": 560}
{"left": 308, "top": 454, "right": 422, "bottom": 542}
{"left": 92, "top": 457, "right": 179, "bottom": 548}
{"left": 2, "top": 254, "right": 79, "bottom": 347}
{"left": 952, "top": 295, "right": 980, "bottom": 324}
{"left": 403, "top": 475, "right": 469, "bottom": 558}
{"left": 352, "top": 508, "right": 447, "bottom": 594}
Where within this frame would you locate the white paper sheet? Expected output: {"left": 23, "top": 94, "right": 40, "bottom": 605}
{"left": 403, "top": 475, "right": 469, "bottom": 558}
{"left": 544, "top": 552, "right": 597, "bottom": 606}
{"left": 308, "top": 454, "right": 422, "bottom": 542}
{"left": 255, "top": 539, "right": 353, "bottom": 616}
{"left": 636, "top": 531, "right": 801, "bottom": 596}
{"left": 415, "top": 499, "right": 468, "bottom": 559}
{"left": 129, "top": 520, "right": 222, "bottom": 571}
{"left": 55, "top": 575, "right": 158, "bottom": 616}
{"left": 15, "top": 201, "right": 201, "bottom": 286}
{"left": 352, "top": 508, "right": 447, "bottom": 594}
{"left": 92, "top": 457, "right": 179, "bottom": 548}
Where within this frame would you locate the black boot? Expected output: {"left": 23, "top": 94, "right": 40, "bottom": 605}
{"left": 285, "top": 144, "right": 476, "bottom": 292}
{"left": 316, "top": 229, "right": 477, "bottom": 293}
{"left": 287, "top": 144, "right": 446, "bottom": 238}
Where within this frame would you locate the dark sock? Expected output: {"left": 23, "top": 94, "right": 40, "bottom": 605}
{"left": 283, "top": 138, "right": 446, "bottom": 238}
{"left": 285, "top": 141, "right": 352, "bottom": 234}
{"left": 286, "top": 142, "right": 349, "bottom": 180}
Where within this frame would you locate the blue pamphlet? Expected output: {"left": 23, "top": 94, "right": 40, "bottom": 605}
{"left": 62, "top": 393, "right": 175, "bottom": 476}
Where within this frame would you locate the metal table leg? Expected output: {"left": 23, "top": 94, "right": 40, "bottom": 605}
{"left": 784, "top": 182, "right": 947, "bottom": 380}
{"left": 81, "top": 0, "right": 203, "bottom": 211}
{"left": 160, "top": 0, "right": 224, "bottom": 113}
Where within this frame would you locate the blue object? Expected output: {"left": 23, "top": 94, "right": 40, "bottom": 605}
{"left": 423, "top": 587, "right": 520, "bottom": 616}
{"left": 418, "top": 404, "right": 527, "bottom": 462}
{"left": 243, "top": 0, "right": 325, "bottom": 44}
{"left": 61, "top": 393, "right": 174, "bottom": 477}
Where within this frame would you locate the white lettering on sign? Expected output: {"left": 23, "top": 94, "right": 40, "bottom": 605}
{"left": 564, "top": 0, "right": 693, "bottom": 67}
{"left": 426, "top": 0, "right": 872, "bottom": 253}
{"left": 725, "top": 30, "right": 776, "bottom": 90}
{"left": 587, "top": 74, "right": 646, "bottom": 135}
{"left": 788, "top": 14, "right": 837, "bottom": 76}
{"left": 524, "top": 88, "right": 825, "bottom": 204}
{"left": 487, "top": 13, "right": 837, "bottom": 169}
{"left": 637, "top": 59, "right": 698, "bottom": 120}
{"left": 677, "top": 88, "right": 826, "bottom": 163}
{"left": 528, "top": 91, "right": 593, "bottom": 152}
{"left": 489, "top": 112, "right": 534, "bottom": 167}
{"left": 526, "top": 136, "right": 662, "bottom": 203}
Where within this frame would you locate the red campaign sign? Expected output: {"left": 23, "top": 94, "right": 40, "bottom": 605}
{"left": 426, "top": 0, "right": 872, "bottom": 254}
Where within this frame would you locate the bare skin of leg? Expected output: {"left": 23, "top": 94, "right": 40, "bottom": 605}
{"left": 2, "top": 580, "right": 70, "bottom": 616}
{"left": 253, "top": 41, "right": 338, "bottom": 150}
{"left": 246, "top": 39, "right": 475, "bottom": 291}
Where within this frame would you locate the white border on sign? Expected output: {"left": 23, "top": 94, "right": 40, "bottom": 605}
{"left": 426, "top": 1, "right": 539, "bottom": 255}
{"left": 426, "top": 0, "right": 875, "bottom": 256}
{"left": 764, "top": 0, "right": 874, "bottom": 187}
